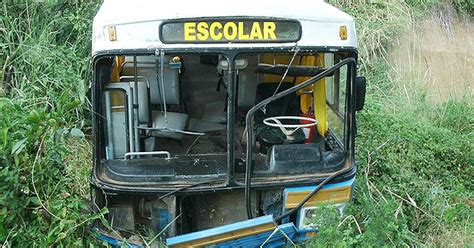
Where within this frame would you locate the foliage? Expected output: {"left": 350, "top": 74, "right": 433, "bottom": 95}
{"left": 306, "top": 0, "right": 474, "bottom": 246}
{"left": 0, "top": 2, "right": 105, "bottom": 246}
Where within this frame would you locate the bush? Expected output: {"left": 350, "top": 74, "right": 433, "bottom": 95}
{"left": 308, "top": 57, "right": 473, "bottom": 246}
{"left": 309, "top": 1, "right": 474, "bottom": 246}
{"left": 0, "top": 2, "right": 105, "bottom": 246}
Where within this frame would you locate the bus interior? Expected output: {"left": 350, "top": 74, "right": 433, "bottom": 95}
{"left": 95, "top": 51, "right": 352, "bottom": 188}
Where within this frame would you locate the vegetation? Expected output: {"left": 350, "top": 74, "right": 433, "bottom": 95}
{"left": 0, "top": 2, "right": 105, "bottom": 246}
{"left": 309, "top": 0, "right": 473, "bottom": 246}
{"left": 0, "top": 0, "right": 472, "bottom": 247}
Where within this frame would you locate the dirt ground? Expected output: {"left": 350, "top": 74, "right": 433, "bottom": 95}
{"left": 390, "top": 7, "right": 473, "bottom": 103}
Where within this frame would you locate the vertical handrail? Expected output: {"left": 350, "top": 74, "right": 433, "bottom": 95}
{"left": 159, "top": 50, "right": 168, "bottom": 120}
{"left": 104, "top": 91, "right": 114, "bottom": 159}
{"left": 226, "top": 54, "right": 237, "bottom": 186}
{"left": 133, "top": 56, "right": 140, "bottom": 152}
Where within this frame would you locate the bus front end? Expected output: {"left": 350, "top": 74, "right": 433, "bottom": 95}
{"left": 90, "top": 1, "right": 365, "bottom": 246}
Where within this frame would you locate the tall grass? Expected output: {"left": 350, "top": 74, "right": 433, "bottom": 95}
{"left": 307, "top": 0, "right": 474, "bottom": 246}
{"left": 0, "top": 2, "right": 105, "bottom": 246}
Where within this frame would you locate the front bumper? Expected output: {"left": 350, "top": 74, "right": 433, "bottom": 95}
{"left": 92, "top": 176, "right": 355, "bottom": 247}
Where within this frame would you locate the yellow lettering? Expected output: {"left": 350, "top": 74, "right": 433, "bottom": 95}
{"left": 238, "top": 22, "right": 250, "bottom": 40}
{"left": 185, "top": 21, "right": 278, "bottom": 42}
{"left": 196, "top": 22, "right": 209, "bottom": 41}
{"left": 249, "top": 22, "right": 263, "bottom": 40}
{"left": 223, "top": 22, "right": 238, "bottom": 40}
{"left": 263, "top": 22, "right": 276, "bottom": 40}
{"left": 209, "top": 22, "right": 223, "bottom": 40}
{"left": 184, "top": 22, "right": 196, "bottom": 41}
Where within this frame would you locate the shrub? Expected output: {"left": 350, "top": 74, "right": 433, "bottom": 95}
{"left": 0, "top": 2, "right": 105, "bottom": 246}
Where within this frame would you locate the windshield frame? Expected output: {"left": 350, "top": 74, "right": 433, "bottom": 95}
{"left": 90, "top": 46, "right": 358, "bottom": 192}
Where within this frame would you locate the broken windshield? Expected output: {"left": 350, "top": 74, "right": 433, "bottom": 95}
{"left": 93, "top": 50, "right": 356, "bottom": 189}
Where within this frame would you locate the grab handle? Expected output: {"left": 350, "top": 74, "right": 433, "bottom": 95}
{"left": 124, "top": 151, "right": 171, "bottom": 160}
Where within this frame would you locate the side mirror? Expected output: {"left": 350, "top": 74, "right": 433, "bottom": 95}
{"left": 355, "top": 76, "right": 366, "bottom": 111}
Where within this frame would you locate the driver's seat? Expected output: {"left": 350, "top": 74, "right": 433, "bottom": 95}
{"left": 254, "top": 83, "right": 305, "bottom": 150}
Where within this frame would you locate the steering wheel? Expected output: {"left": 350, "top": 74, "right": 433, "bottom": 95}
{"left": 263, "top": 116, "right": 318, "bottom": 141}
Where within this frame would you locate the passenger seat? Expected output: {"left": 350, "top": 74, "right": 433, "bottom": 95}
{"left": 121, "top": 56, "right": 188, "bottom": 140}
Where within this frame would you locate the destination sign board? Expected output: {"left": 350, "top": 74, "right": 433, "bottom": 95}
{"left": 160, "top": 19, "right": 301, "bottom": 43}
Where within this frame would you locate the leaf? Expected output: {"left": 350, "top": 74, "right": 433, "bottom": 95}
{"left": 57, "top": 232, "right": 67, "bottom": 241}
{"left": 11, "top": 138, "right": 28, "bottom": 155}
{"left": 29, "top": 196, "right": 40, "bottom": 206}
{"left": 0, "top": 224, "right": 5, "bottom": 242}
{"left": 89, "top": 207, "right": 109, "bottom": 222}
{"left": 27, "top": 109, "right": 41, "bottom": 124}
{"left": 406, "top": 193, "right": 417, "bottom": 208}
{"left": 2, "top": 128, "right": 8, "bottom": 148}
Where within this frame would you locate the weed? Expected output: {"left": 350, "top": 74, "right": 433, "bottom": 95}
{"left": 0, "top": 2, "right": 105, "bottom": 246}
{"left": 306, "top": 0, "right": 474, "bottom": 246}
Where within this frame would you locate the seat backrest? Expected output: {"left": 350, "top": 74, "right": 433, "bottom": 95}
{"left": 121, "top": 56, "right": 180, "bottom": 105}
{"left": 255, "top": 83, "right": 300, "bottom": 117}
{"left": 236, "top": 55, "right": 258, "bottom": 108}
{"left": 237, "top": 68, "right": 258, "bottom": 108}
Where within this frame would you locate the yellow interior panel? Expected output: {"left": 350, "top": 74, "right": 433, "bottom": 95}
{"left": 109, "top": 56, "right": 125, "bottom": 111}
{"left": 294, "top": 55, "right": 316, "bottom": 113}
{"left": 261, "top": 54, "right": 301, "bottom": 83}
{"left": 313, "top": 53, "right": 328, "bottom": 136}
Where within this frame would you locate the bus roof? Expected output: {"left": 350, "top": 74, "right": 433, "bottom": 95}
{"left": 92, "top": 0, "right": 357, "bottom": 55}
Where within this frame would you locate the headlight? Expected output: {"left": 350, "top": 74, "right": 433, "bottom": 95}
{"left": 298, "top": 203, "right": 347, "bottom": 230}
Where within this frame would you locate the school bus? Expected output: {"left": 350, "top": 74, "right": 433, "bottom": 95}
{"left": 90, "top": 0, "right": 366, "bottom": 246}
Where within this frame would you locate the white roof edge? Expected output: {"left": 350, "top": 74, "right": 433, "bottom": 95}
{"left": 94, "top": 1, "right": 354, "bottom": 24}
{"left": 92, "top": 1, "right": 357, "bottom": 55}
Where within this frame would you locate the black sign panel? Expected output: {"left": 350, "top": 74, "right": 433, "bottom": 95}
{"left": 160, "top": 19, "right": 302, "bottom": 43}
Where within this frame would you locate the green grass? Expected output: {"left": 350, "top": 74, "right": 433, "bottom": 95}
{"left": 306, "top": 1, "right": 474, "bottom": 246}
{"left": 0, "top": 2, "right": 106, "bottom": 246}
{"left": 1, "top": 1, "right": 472, "bottom": 247}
